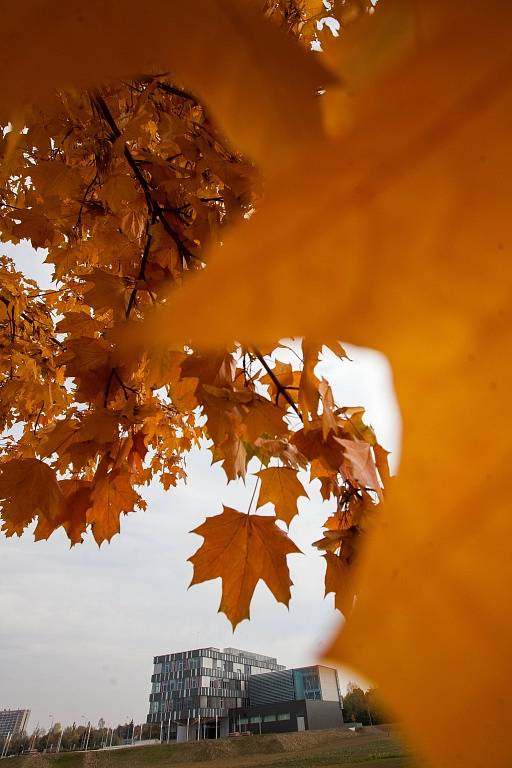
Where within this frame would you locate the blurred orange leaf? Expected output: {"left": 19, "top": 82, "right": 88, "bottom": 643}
{"left": 0, "top": 0, "right": 333, "bottom": 171}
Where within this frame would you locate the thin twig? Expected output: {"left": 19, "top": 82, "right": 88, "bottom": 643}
{"left": 112, "top": 368, "right": 138, "bottom": 399}
{"left": 247, "top": 475, "right": 260, "bottom": 515}
{"left": 33, "top": 402, "right": 44, "bottom": 433}
{"left": 252, "top": 347, "right": 301, "bottom": 417}
{"left": 155, "top": 81, "right": 198, "bottom": 102}
{"left": 125, "top": 212, "right": 156, "bottom": 317}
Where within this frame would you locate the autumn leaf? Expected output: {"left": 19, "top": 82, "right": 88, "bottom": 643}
{"left": 324, "top": 551, "right": 355, "bottom": 616}
{"left": 318, "top": 379, "right": 338, "bottom": 440}
{"left": 373, "top": 443, "right": 391, "bottom": 488}
{"left": 82, "top": 269, "right": 129, "bottom": 317}
{"left": 60, "top": 484, "right": 93, "bottom": 546}
{"left": 92, "top": 3, "right": 512, "bottom": 766}
{"left": 0, "top": 458, "right": 63, "bottom": 536}
{"left": 0, "top": 0, "right": 334, "bottom": 171}
{"left": 87, "top": 470, "right": 141, "bottom": 545}
{"left": 242, "top": 397, "right": 288, "bottom": 443}
{"left": 336, "top": 438, "right": 382, "bottom": 500}
{"left": 255, "top": 466, "right": 308, "bottom": 526}
{"left": 188, "top": 506, "right": 301, "bottom": 628}
{"left": 298, "top": 339, "right": 321, "bottom": 424}
{"left": 0, "top": 3, "right": 393, "bottom": 762}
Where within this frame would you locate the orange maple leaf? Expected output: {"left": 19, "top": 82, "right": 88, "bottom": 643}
{"left": 255, "top": 466, "right": 308, "bottom": 527}
{"left": 188, "top": 506, "right": 301, "bottom": 628}
{"left": 87, "top": 469, "right": 140, "bottom": 545}
{"left": 0, "top": 458, "right": 63, "bottom": 536}
{"left": 324, "top": 551, "right": 355, "bottom": 616}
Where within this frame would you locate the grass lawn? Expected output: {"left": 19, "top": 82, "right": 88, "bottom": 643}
{"left": 12, "top": 727, "right": 417, "bottom": 768}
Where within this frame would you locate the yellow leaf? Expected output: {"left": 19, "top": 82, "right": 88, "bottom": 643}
{"left": 256, "top": 466, "right": 308, "bottom": 526}
{"left": 188, "top": 506, "right": 301, "bottom": 628}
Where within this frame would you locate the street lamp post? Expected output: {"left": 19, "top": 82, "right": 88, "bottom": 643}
{"left": 48, "top": 715, "right": 54, "bottom": 752}
{"left": 84, "top": 722, "right": 91, "bottom": 751}
{"left": 1, "top": 732, "right": 12, "bottom": 759}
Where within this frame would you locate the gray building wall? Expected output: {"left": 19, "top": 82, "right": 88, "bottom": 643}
{"left": 305, "top": 700, "right": 344, "bottom": 730}
{"left": 229, "top": 698, "right": 344, "bottom": 734}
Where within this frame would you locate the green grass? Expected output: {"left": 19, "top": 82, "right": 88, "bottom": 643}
{"left": 12, "top": 727, "right": 416, "bottom": 768}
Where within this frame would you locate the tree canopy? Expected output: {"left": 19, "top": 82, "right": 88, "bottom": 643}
{"left": 0, "top": 15, "right": 386, "bottom": 628}
{"left": 1, "top": 2, "right": 511, "bottom": 767}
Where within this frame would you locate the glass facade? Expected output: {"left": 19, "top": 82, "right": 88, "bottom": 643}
{"left": 0, "top": 710, "right": 30, "bottom": 738}
{"left": 293, "top": 668, "right": 322, "bottom": 700}
{"left": 147, "top": 647, "right": 284, "bottom": 724}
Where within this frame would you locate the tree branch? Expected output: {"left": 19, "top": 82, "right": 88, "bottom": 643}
{"left": 91, "top": 92, "right": 196, "bottom": 270}
{"left": 126, "top": 212, "right": 155, "bottom": 318}
{"left": 252, "top": 347, "right": 301, "bottom": 417}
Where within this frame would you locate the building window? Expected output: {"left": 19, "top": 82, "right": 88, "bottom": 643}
{"left": 249, "top": 716, "right": 262, "bottom": 724}
{"left": 263, "top": 715, "right": 276, "bottom": 722}
{"left": 277, "top": 713, "right": 290, "bottom": 721}
{"left": 240, "top": 717, "right": 248, "bottom": 725}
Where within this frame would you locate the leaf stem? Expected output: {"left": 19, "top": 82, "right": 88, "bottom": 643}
{"left": 248, "top": 475, "right": 260, "bottom": 515}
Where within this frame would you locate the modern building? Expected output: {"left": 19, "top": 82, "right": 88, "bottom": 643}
{"left": 148, "top": 648, "right": 344, "bottom": 740}
{"left": 0, "top": 709, "right": 30, "bottom": 739}
{"left": 230, "top": 665, "right": 344, "bottom": 734}
{"left": 147, "top": 647, "right": 284, "bottom": 739}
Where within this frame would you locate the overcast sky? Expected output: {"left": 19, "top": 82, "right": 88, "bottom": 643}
{"left": 0, "top": 242, "right": 401, "bottom": 732}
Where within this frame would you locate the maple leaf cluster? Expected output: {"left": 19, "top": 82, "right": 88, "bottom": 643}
{"left": 0, "top": 2, "right": 386, "bottom": 630}
{"left": 5, "top": 1, "right": 509, "bottom": 766}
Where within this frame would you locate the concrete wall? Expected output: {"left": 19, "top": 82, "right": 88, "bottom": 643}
{"left": 231, "top": 699, "right": 344, "bottom": 734}
{"left": 305, "top": 700, "right": 344, "bottom": 730}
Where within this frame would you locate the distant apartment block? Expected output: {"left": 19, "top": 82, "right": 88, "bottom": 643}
{"left": 0, "top": 709, "right": 30, "bottom": 738}
{"left": 147, "top": 647, "right": 343, "bottom": 740}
